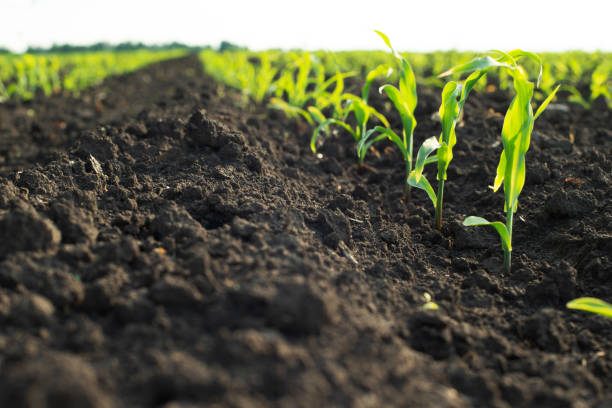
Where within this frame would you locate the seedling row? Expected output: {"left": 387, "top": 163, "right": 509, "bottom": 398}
{"left": 199, "top": 33, "right": 611, "bottom": 319}
{"left": 1, "top": 40, "right": 609, "bottom": 319}
{"left": 0, "top": 49, "right": 187, "bottom": 101}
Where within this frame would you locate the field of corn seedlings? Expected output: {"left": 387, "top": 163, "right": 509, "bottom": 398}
{"left": 0, "top": 49, "right": 187, "bottom": 102}
{"left": 0, "top": 43, "right": 610, "bottom": 407}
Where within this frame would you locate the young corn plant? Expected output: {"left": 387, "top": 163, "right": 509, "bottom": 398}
{"left": 408, "top": 53, "right": 530, "bottom": 227}
{"left": 268, "top": 51, "right": 362, "bottom": 126}
{"left": 270, "top": 68, "right": 355, "bottom": 126}
{"left": 310, "top": 64, "right": 391, "bottom": 159}
{"left": 243, "top": 53, "right": 279, "bottom": 103}
{"left": 456, "top": 50, "right": 559, "bottom": 272}
{"left": 356, "top": 31, "right": 418, "bottom": 197}
{"left": 590, "top": 60, "right": 612, "bottom": 107}
{"left": 272, "top": 52, "right": 313, "bottom": 107}
{"left": 406, "top": 70, "right": 486, "bottom": 230}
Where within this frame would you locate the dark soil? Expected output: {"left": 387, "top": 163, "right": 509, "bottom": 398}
{"left": 0, "top": 54, "right": 611, "bottom": 408}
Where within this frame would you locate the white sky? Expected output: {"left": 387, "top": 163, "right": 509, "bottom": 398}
{"left": 2, "top": 0, "right": 611, "bottom": 53}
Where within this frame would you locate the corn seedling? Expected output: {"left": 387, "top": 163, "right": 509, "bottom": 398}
{"left": 409, "top": 53, "right": 538, "bottom": 228}
{"left": 200, "top": 48, "right": 611, "bottom": 113}
{"left": 567, "top": 297, "right": 612, "bottom": 319}
{"left": 457, "top": 50, "right": 559, "bottom": 272}
{"left": 406, "top": 69, "right": 486, "bottom": 230}
{"left": 422, "top": 293, "right": 439, "bottom": 310}
{"left": 310, "top": 92, "right": 390, "bottom": 157}
{"left": 0, "top": 50, "right": 186, "bottom": 102}
{"left": 310, "top": 64, "right": 391, "bottom": 159}
{"left": 273, "top": 52, "right": 314, "bottom": 107}
{"left": 270, "top": 68, "right": 355, "bottom": 126}
{"left": 560, "top": 84, "right": 590, "bottom": 109}
{"left": 200, "top": 50, "right": 279, "bottom": 103}
{"left": 590, "top": 60, "right": 612, "bottom": 107}
{"left": 268, "top": 51, "right": 362, "bottom": 125}
{"left": 355, "top": 31, "right": 419, "bottom": 197}
{"left": 242, "top": 53, "right": 279, "bottom": 103}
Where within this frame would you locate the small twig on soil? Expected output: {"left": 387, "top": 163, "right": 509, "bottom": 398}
{"left": 338, "top": 241, "right": 358, "bottom": 265}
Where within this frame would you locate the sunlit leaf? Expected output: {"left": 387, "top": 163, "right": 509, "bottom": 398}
{"left": 463, "top": 216, "right": 511, "bottom": 251}
{"left": 567, "top": 298, "right": 612, "bottom": 319}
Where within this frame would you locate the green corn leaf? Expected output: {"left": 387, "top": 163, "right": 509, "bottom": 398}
{"left": 489, "top": 49, "right": 518, "bottom": 68}
{"left": 369, "top": 105, "right": 391, "bottom": 128}
{"left": 340, "top": 92, "right": 362, "bottom": 102}
{"left": 327, "top": 72, "right": 354, "bottom": 116}
{"left": 339, "top": 93, "right": 362, "bottom": 120}
{"left": 407, "top": 136, "right": 441, "bottom": 208}
{"left": 269, "top": 97, "right": 314, "bottom": 125}
{"left": 408, "top": 170, "right": 437, "bottom": 206}
{"left": 567, "top": 297, "right": 612, "bottom": 319}
{"left": 379, "top": 84, "right": 416, "bottom": 140}
{"left": 311, "top": 118, "right": 355, "bottom": 153}
{"left": 437, "top": 82, "right": 461, "bottom": 180}
{"left": 399, "top": 58, "right": 418, "bottom": 113}
{"left": 459, "top": 70, "right": 487, "bottom": 110}
{"left": 463, "top": 216, "right": 512, "bottom": 251}
{"left": 378, "top": 84, "right": 407, "bottom": 114}
{"left": 534, "top": 85, "right": 561, "bottom": 119}
{"left": 275, "top": 70, "right": 295, "bottom": 101}
{"left": 295, "top": 53, "right": 312, "bottom": 105}
{"left": 375, "top": 30, "right": 417, "bottom": 113}
{"left": 363, "top": 64, "right": 392, "bottom": 103}
{"left": 424, "top": 156, "right": 439, "bottom": 165}
{"left": 367, "top": 126, "right": 408, "bottom": 158}
{"left": 316, "top": 71, "right": 355, "bottom": 100}
{"left": 307, "top": 106, "right": 327, "bottom": 124}
{"left": 297, "top": 108, "right": 314, "bottom": 126}
{"left": 357, "top": 126, "right": 390, "bottom": 163}
{"left": 508, "top": 49, "right": 543, "bottom": 87}
{"left": 412, "top": 136, "right": 441, "bottom": 182}
{"left": 352, "top": 99, "right": 369, "bottom": 140}
{"left": 497, "top": 75, "right": 534, "bottom": 213}
{"left": 493, "top": 150, "right": 506, "bottom": 192}
{"left": 439, "top": 82, "right": 460, "bottom": 132}
{"left": 561, "top": 84, "right": 590, "bottom": 109}
{"left": 438, "top": 56, "right": 513, "bottom": 78}
{"left": 437, "top": 142, "right": 453, "bottom": 181}
{"left": 374, "top": 30, "right": 400, "bottom": 59}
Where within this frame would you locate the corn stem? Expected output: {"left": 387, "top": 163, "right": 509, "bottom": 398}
{"left": 435, "top": 179, "right": 444, "bottom": 231}
{"left": 404, "top": 161, "right": 411, "bottom": 198}
{"left": 504, "top": 209, "right": 513, "bottom": 273}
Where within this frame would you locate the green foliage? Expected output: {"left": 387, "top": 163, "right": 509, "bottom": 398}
{"left": 0, "top": 49, "right": 186, "bottom": 102}
{"left": 567, "top": 297, "right": 612, "bottom": 319}
{"left": 357, "top": 31, "right": 418, "bottom": 196}
{"left": 590, "top": 60, "right": 612, "bottom": 107}
{"left": 196, "top": 44, "right": 607, "bottom": 273}
{"left": 310, "top": 59, "right": 391, "bottom": 158}
{"left": 408, "top": 70, "right": 486, "bottom": 229}
{"left": 199, "top": 48, "right": 611, "bottom": 110}
{"left": 200, "top": 49, "right": 282, "bottom": 103}
{"left": 271, "top": 65, "right": 357, "bottom": 125}
{"left": 311, "top": 91, "right": 389, "bottom": 157}
{"left": 463, "top": 216, "right": 512, "bottom": 254}
{"left": 455, "top": 50, "right": 559, "bottom": 272}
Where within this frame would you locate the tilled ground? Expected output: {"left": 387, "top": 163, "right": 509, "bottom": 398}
{"left": 0, "top": 54, "right": 611, "bottom": 408}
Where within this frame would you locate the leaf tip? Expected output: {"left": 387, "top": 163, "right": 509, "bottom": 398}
{"left": 438, "top": 69, "right": 452, "bottom": 78}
